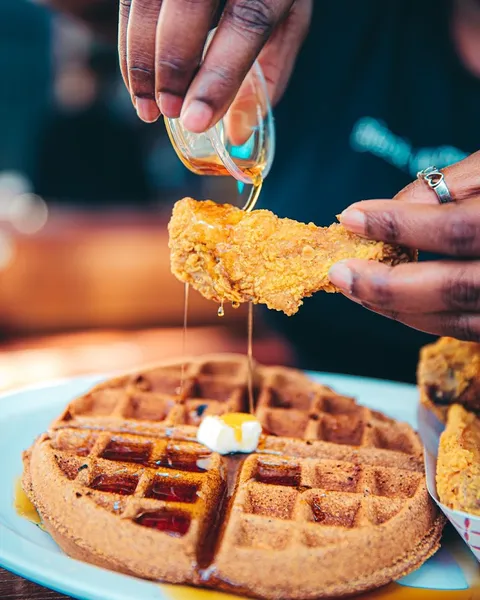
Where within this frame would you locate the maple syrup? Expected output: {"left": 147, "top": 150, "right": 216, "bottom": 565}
{"left": 180, "top": 152, "right": 265, "bottom": 421}
{"left": 180, "top": 282, "right": 190, "bottom": 395}
{"left": 219, "top": 413, "right": 259, "bottom": 443}
{"left": 135, "top": 510, "right": 191, "bottom": 537}
{"left": 255, "top": 462, "right": 301, "bottom": 487}
{"left": 101, "top": 440, "right": 152, "bottom": 465}
{"left": 311, "top": 498, "right": 327, "bottom": 523}
{"left": 14, "top": 478, "right": 42, "bottom": 525}
{"left": 156, "top": 449, "right": 212, "bottom": 473}
{"left": 146, "top": 479, "right": 198, "bottom": 503}
{"left": 90, "top": 474, "right": 139, "bottom": 496}
{"left": 186, "top": 155, "right": 264, "bottom": 213}
{"left": 247, "top": 302, "right": 254, "bottom": 414}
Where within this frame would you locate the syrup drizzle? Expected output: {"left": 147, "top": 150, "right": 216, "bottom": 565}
{"left": 247, "top": 301, "right": 254, "bottom": 414}
{"left": 197, "top": 455, "right": 244, "bottom": 571}
{"left": 180, "top": 282, "right": 189, "bottom": 395}
{"left": 242, "top": 172, "right": 263, "bottom": 213}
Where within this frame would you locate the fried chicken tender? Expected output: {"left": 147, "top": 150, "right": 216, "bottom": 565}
{"left": 168, "top": 198, "right": 416, "bottom": 316}
{"left": 418, "top": 337, "right": 480, "bottom": 422}
{"left": 437, "top": 404, "right": 480, "bottom": 515}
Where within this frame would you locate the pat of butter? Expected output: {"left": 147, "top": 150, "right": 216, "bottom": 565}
{"left": 197, "top": 413, "right": 262, "bottom": 455}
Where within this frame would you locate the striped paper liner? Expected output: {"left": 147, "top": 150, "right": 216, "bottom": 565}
{"left": 418, "top": 402, "right": 480, "bottom": 562}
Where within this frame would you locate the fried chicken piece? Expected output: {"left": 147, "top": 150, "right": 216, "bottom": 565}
{"left": 168, "top": 198, "right": 416, "bottom": 316}
{"left": 418, "top": 337, "right": 480, "bottom": 422}
{"left": 436, "top": 404, "right": 480, "bottom": 515}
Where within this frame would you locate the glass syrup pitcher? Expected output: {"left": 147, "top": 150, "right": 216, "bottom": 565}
{"left": 164, "top": 29, "right": 275, "bottom": 212}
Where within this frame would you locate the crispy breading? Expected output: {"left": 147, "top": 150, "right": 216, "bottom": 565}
{"left": 436, "top": 404, "right": 480, "bottom": 515}
{"left": 418, "top": 337, "right": 480, "bottom": 421}
{"left": 168, "top": 198, "right": 416, "bottom": 316}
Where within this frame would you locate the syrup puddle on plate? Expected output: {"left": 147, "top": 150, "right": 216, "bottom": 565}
{"left": 14, "top": 477, "right": 43, "bottom": 528}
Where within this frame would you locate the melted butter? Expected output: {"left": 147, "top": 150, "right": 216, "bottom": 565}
{"left": 14, "top": 477, "right": 41, "bottom": 526}
{"left": 219, "top": 413, "right": 259, "bottom": 442}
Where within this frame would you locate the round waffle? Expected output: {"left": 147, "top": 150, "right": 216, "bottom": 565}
{"left": 23, "top": 354, "right": 444, "bottom": 599}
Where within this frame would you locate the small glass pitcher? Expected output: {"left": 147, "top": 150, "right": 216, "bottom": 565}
{"left": 164, "top": 29, "right": 275, "bottom": 210}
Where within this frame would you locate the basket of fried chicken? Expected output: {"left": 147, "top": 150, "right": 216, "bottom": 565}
{"left": 418, "top": 337, "right": 480, "bottom": 561}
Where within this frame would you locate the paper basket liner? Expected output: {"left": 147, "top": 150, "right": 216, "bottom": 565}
{"left": 417, "top": 403, "right": 480, "bottom": 562}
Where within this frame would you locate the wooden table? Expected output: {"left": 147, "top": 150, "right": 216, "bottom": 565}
{"left": 0, "top": 570, "right": 69, "bottom": 600}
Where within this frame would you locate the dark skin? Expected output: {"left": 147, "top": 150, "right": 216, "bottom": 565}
{"left": 329, "top": 151, "right": 480, "bottom": 342}
{"left": 44, "top": 0, "right": 480, "bottom": 343}
{"left": 45, "top": 0, "right": 312, "bottom": 126}
{"left": 119, "top": 0, "right": 313, "bottom": 127}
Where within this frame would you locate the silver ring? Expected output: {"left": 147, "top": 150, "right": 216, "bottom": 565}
{"left": 417, "top": 166, "right": 454, "bottom": 204}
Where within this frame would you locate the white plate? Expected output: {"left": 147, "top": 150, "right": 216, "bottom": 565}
{"left": 0, "top": 372, "right": 478, "bottom": 600}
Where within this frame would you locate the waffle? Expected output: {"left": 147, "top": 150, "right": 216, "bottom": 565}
{"left": 23, "top": 354, "right": 444, "bottom": 599}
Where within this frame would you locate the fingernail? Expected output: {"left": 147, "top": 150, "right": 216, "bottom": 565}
{"left": 328, "top": 261, "right": 353, "bottom": 292}
{"left": 135, "top": 97, "right": 160, "bottom": 123}
{"left": 339, "top": 208, "right": 366, "bottom": 234}
{"left": 181, "top": 100, "right": 214, "bottom": 133}
{"left": 158, "top": 92, "right": 183, "bottom": 118}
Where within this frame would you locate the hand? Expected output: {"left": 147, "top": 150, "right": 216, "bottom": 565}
{"left": 119, "top": 0, "right": 312, "bottom": 127}
{"left": 328, "top": 151, "right": 480, "bottom": 342}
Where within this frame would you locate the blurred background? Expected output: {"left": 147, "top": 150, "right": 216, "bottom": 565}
{"left": 0, "top": 0, "right": 291, "bottom": 391}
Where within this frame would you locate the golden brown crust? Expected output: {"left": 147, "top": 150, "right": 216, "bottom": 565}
{"left": 436, "top": 404, "right": 480, "bottom": 515}
{"left": 418, "top": 337, "right": 480, "bottom": 421}
{"left": 168, "top": 199, "right": 416, "bottom": 316}
{"left": 23, "top": 354, "right": 443, "bottom": 599}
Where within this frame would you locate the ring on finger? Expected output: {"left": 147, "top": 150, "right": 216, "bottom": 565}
{"left": 417, "top": 166, "right": 454, "bottom": 204}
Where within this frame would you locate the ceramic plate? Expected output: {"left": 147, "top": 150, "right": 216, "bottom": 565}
{"left": 0, "top": 373, "right": 478, "bottom": 600}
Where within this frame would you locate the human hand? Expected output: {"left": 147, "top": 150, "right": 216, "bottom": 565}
{"left": 328, "top": 151, "right": 480, "bottom": 342}
{"left": 119, "top": 0, "right": 312, "bottom": 127}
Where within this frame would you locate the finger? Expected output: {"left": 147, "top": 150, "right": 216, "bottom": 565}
{"left": 126, "top": 0, "right": 162, "bottom": 122}
{"left": 337, "top": 149, "right": 480, "bottom": 215}
{"left": 338, "top": 199, "right": 480, "bottom": 257}
{"left": 181, "top": 0, "right": 295, "bottom": 133}
{"left": 328, "top": 259, "right": 480, "bottom": 314}
{"left": 360, "top": 306, "right": 480, "bottom": 344}
{"left": 118, "top": 0, "right": 131, "bottom": 90}
{"left": 394, "top": 150, "right": 480, "bottom": 205}
{"left": 155, "top": 0, "right": 218, "bottom": 119}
